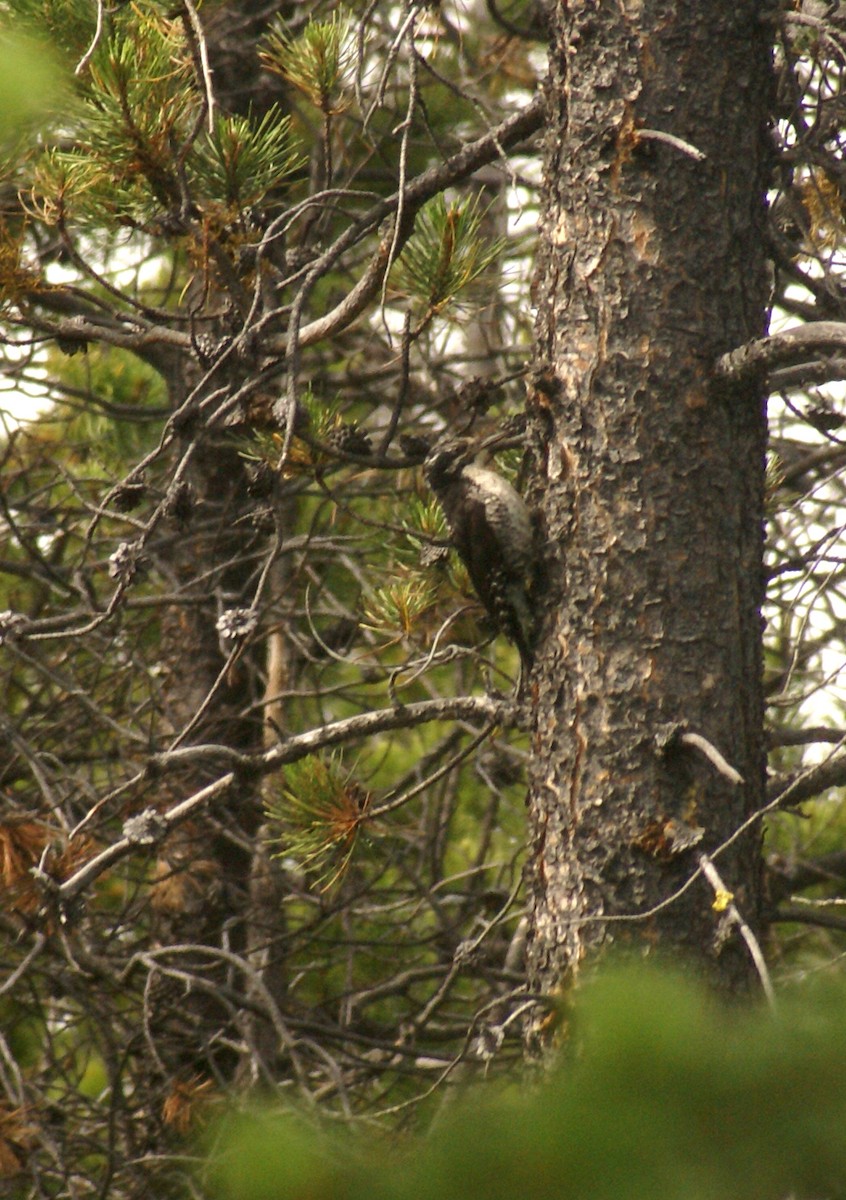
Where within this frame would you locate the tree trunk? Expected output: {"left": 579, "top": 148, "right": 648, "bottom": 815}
{"left": 139, "top": 0, "right": 299, "bottom": 1093}
{"left": 526, "top": 1, "right": 771, "bottom": 1003}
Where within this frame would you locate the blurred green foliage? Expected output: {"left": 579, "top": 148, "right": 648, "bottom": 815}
{"left": 208, "top": 964, "right": 846, "bottom": 1200}
{"left": 0, "top": 32, "right": 64, "bottom": 138}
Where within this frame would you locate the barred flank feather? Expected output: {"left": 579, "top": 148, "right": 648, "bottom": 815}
{"left": 424, "top": 439, "right": 535, "bottom": 670}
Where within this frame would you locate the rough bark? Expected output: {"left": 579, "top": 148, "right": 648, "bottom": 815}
{"left": 526, "top": 1, "right": 772, "bottom": 1001}
{"left": 139, "top": 0, "right": 299, "bottom": 1090}
{"left": 147, "top": 414, "right": 269, "bottom": 1085}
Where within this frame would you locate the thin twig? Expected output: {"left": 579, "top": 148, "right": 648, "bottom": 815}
{"left": 637, "top": 128, "right": 707, "bottom": 162}
{"left": 57, "top": 695, "right": 509, "bottom": 903}
{"left": 182, "top": 0, "right": 217, "bottom": 133}
{"left": 74, "top": 0, "right": 106, "bottom": 76}
{"left": 381, "top": 6, "right": 419, "bottom": 313}
{"left": 0, "top": 934, "right": 46, "bottom": 998}
{"left": 698, "top": 852, "right": 776, "bottom": 1010}
{"left": 679, "top": 731, "right": 745, "bottom": 785}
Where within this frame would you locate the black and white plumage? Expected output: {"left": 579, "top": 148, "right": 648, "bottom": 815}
{"left": 424, "top": 437, "right": 535, "bottom": 669}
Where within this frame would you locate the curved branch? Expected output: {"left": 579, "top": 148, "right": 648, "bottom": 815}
{"left": 270, "top": 92, "right": 545, "bottom": 355}
{"left": 767, "top": 850, "right": 846, "bottom": 903}
{"left": 772, "top": 905, "right": 846, "bottom": 935}
{"left": 768, "top": 747, "right": 846, "bottom": 807}
{"left": 57, "top": 694, "right": 509, "bottom": 904}
{"left": 22, "top": 96, "right": 546, "bottom": 361}
{"left": 716, "top": 321, "right": 846, "bottom": 384}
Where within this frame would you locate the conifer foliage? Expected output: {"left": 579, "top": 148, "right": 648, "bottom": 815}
{"left": 3, "top": 2, "right": 846, "bottom": 1197}
{"left": 0, "top": 4, "right": 543, "bottom": 1192}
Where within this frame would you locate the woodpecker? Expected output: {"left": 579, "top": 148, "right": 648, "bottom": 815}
{"left": 424, "top": 436, "right": 535, "bottom": 670}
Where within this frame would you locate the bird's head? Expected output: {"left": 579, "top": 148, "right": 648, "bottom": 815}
{"left": 422, "top": 437, "right": 476, "bottom": 489}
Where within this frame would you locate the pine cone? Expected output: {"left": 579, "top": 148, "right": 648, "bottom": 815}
{"left": 399, "top": 432, "right": 433, "bottom": 461}
{"left": 112, "top": 480, "right": 147, "bottom": 512}
{"left": 326, "top": 422, "right": 372, "bottom": 457}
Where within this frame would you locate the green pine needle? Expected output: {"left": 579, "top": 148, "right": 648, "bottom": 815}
{"left": 264, "top": 755, "right": 372, "bottom": 891}
{"left": 191, "top": 107, "right": 303, "bottom": 210}
{"left": 403, "top": 496, "right": 447, "bottom": 542}
{"left": 396, "top": 193, "right": 505, "bottom": 321}
{"left": 362, "top": 577, "right": 438, "bottom": 639}
{"left": 262, "top": 11, "right": 354, "bottom": 115}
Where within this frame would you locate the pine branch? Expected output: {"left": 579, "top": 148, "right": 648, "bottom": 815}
{"left": 57, "top": 694, "right": 511, "bottom": 903}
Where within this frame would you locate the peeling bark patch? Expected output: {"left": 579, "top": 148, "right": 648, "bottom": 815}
{"left": 551, "top": 212, "right": 569, "bottom": 246}
{"left": 630, "top": 211, "right": 658, "bottom": 263}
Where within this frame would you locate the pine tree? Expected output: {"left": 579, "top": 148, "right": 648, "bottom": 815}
{"left": 3, "top": 2, "right": 846, "bottom": 1195}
